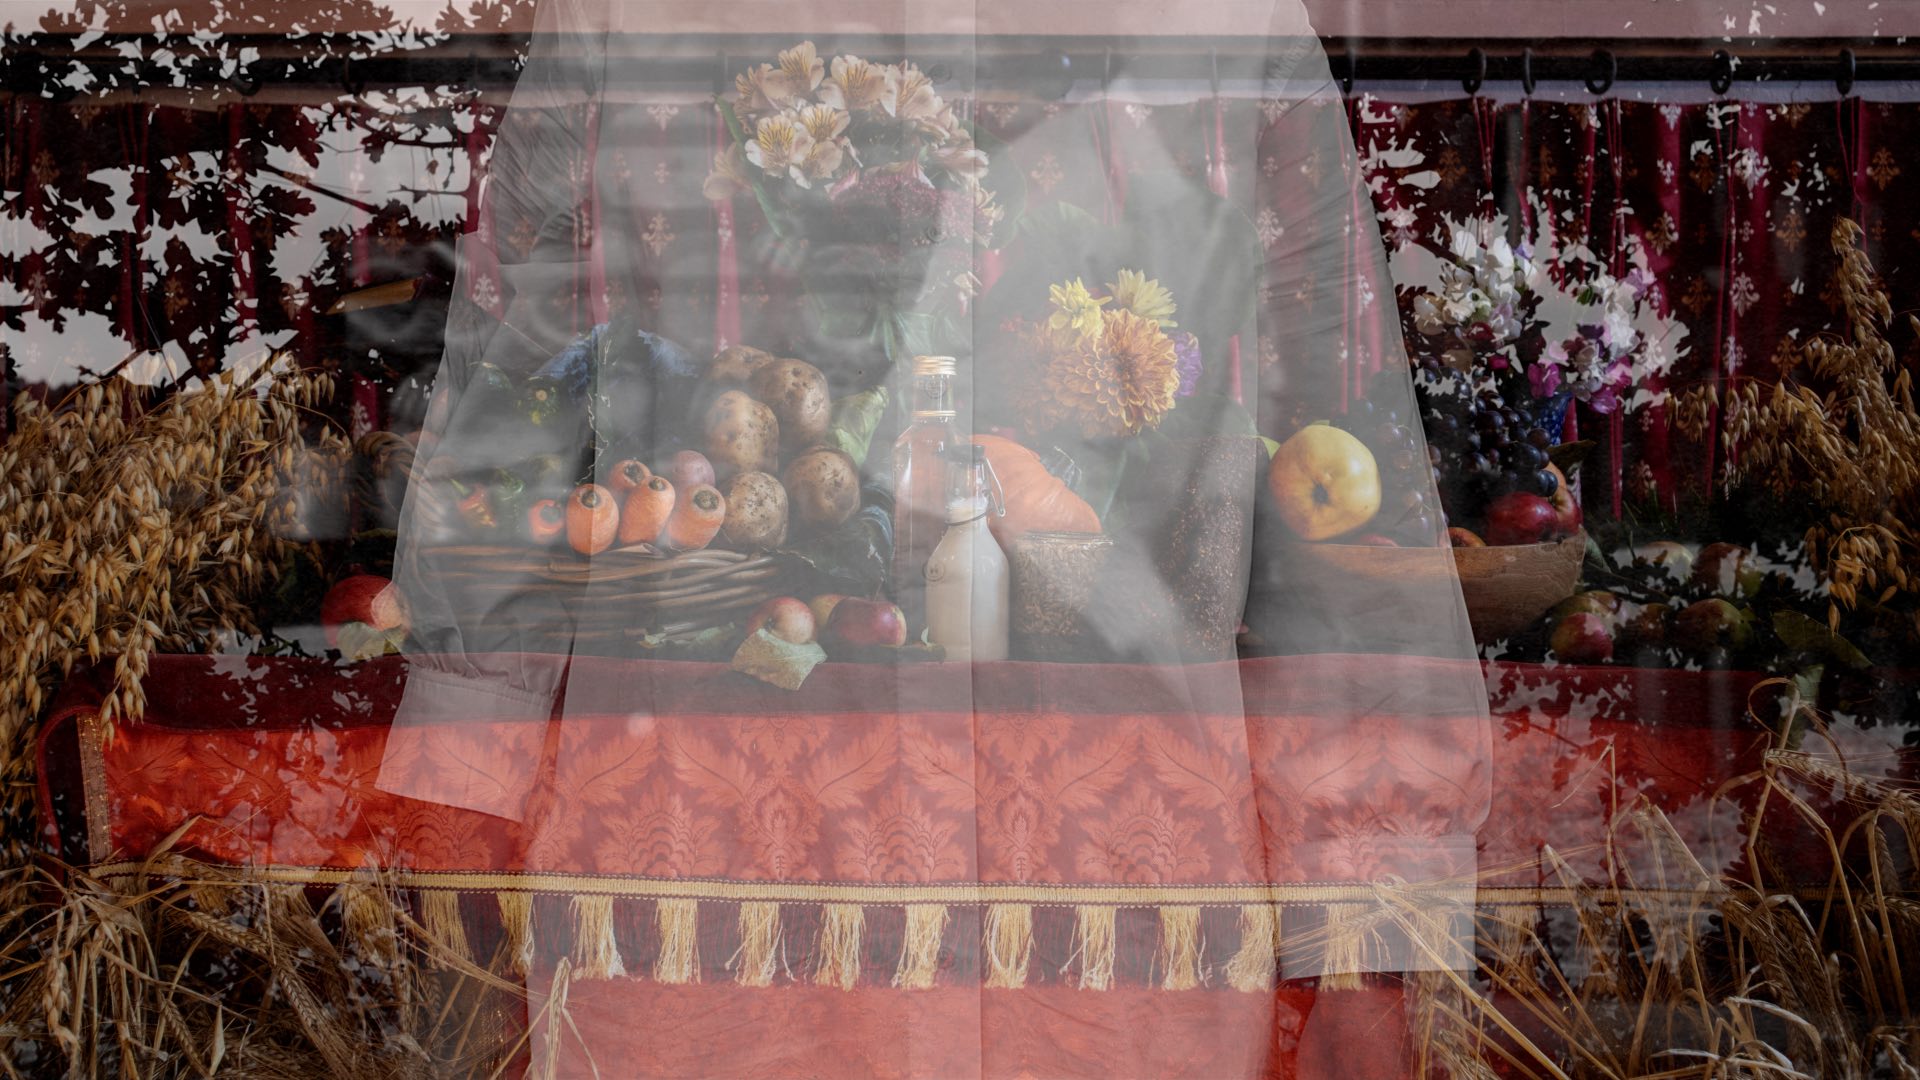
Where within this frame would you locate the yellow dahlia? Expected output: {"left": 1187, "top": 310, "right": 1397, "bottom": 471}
{"left": 1047, "top": 277, "right": 1109, "bottom": 342}
{"left": 1032, "top": 310, "right": 1180, "bottom": 438}
{"left": 1108, "top": 268, "right": 1177, "bottom": 328}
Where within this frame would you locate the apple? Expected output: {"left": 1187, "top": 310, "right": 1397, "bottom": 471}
{"left": 1550, "top": 612, "right": 1614, "bottom": 664}
{"left": 1544, "top": 463, "right": 1581, "bottom": 536}
{"left": 1446, "top": 527, "right": 1487, "bottom": 548}
{"left": 745, "top": 597, "right": 817, "bottom": 645}
{"left": 1692, "top": 542, "right": 1765, "bottom": 600}
{"left": 1550, "top": 590, "right": 1622, "bottom": 625}
{"left": 1267, "top": 425, "right": 1382, "bottom": 541}
{"left": 823, "top": 598, "right": 908, "bottom": 650}
{"left": 1484, "top": 492, "right": 1558, "bottom": 546}
{"left": 320, "top": 574, "right": 407, "bottom": 649}
{"left": 1673, "top": 598, "right": 1754, "bottom": 655}
{"left": 664, "top": 450, "right": 716, "bottom": 493}
{"left": 1618, "top": 601, "right": 1672, "bottom": 652}
{"left": 808, "top": 593, "right": 850, "bottom": 629}
{"left": 1633, "top": 541, "right": 1697, "bottom": 588}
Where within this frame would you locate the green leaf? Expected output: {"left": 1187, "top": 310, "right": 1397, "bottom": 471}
{"left": 786, "top": 505, "right": 893, "bottom": 595}
{"left": 1771, "top": 608, "right": 1871, "bottom": 669}
{"left": 730, "top": 629, "right": 827, "bottom": 690}
{"left": 1548, "top": 441, "right": 1597, "bottom": 476}
{"left": 828, "top": 387, "right": 889, "bottom": 468}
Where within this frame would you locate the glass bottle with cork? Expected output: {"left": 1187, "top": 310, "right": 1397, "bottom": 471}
{"left": 891, "top": 355, "right": 960, "bottom": 635}
{"left": 924, "top": 443, "right": 1008, "bottom": 663}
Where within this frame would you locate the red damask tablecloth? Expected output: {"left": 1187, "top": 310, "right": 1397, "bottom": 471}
{"left": 36, "top": 654, "right": 1880, "bottom": 1077}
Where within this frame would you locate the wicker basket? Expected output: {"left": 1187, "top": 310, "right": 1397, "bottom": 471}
{"left": 419, "top": 544, "right": 796, "bottom": 645}
{"left": 1274, "top": 531, "right": 1588, "bottom": 646}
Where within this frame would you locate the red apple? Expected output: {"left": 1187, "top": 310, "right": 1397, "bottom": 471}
{"left": 807, "top": 593, "right": 850, "bottom": 629}
{"left": 746, "top": 596, "right": 817, "bottom": 645}
{"left": 1484, "top": 492, "right": 1558, "bottom": 546}
{"left": 823, "top": 598, "right": 908, "bottom": 650}
{"left": 1544, "top": 463, "right": 1581, "bottom": 536}
{"left": 1692, "top": 542, "right": 1764, "bottom": 600}
{"left": 1673, "top": 598, "right": 1754, "bottom": 655}
{"left": 1550, "top": 612, "right": 1615, "bottom": 664}
{"left": 320, "top": 575, "right": 407, "bottom": 649}
{"left": 1446, "top": 527, "right": 1486, "bottom": 548}
{"left": 1550, "top": 590, "right": 1622, "bottom": 624}
{"left": 663, "top": 450, "right": 716, "bottom": 493}
{"left": 1633, "top": 540, "right": 1696, "bottom": 587}
{"left": 1618, "top": 601, "right": 1672, "bottom": 652}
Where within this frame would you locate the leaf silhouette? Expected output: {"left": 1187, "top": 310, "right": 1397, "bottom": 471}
{"left": 664, "top": 730, "right": 757, "bottom": 809}
{"left": 1042, "top": 727, "right": 1138, "bottom": 812}
{"left": 1141, "top": 726, "right": 1252, "bottom": 812}
{"left": 803, "top": 728, "right": 897, "bottom": 812}
{"left": 551, "top": 725, "right": 660, "bottom": 809}
{"left": 900, "top": 733, "right": 978, "bottom": 811}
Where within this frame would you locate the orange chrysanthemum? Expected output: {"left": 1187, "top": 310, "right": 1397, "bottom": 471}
{"left": 1026, "top": 310, "right": 1179, "bottom": 438}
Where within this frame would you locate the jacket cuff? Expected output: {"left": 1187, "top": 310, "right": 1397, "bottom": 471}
{"left": 375, "top": 666, "right": 557, "bottom": 822}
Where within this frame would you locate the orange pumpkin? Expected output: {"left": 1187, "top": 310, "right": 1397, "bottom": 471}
{"left": 972, "top": 434, "right": 1101, "bottom": 546}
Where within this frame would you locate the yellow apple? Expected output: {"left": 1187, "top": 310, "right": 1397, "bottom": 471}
{"left": 1267, "top": 424, "right": 1382, "bottom": 540}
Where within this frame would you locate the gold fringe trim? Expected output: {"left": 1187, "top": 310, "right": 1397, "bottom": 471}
{"left": 983, "top": 904, "right": 1033, "bottom": 989}
{"left": 734, "top": 901, "right": 781, "bottom": 987}
{"left": 1071, "top": 905, "right": 1115, "bottom": 991}
{"left": 893, "top": 905, "right": 948, "bottom": 989}
{"left": 498, "top": 892, "right": 536, "bottom": 977}
{"left": 814, "top": 903, "right": 865, "bottom": 990}
{"left": 1224, "top": 903, "right": 1280, "bottom": 992}
{"left": 1156, "top": 906, "right": 1203, "bottom": 990}
{"left": 570, "top": 894, "right": 626, "bottom": 979}
{"left": 420, "top": 889, "right": 471, "bottom": 965}
{"left": 653, "top": 898, "right": 699, "bottom": 984}
{"left": 1320, "top": 901, "right": 1373, "bottom": 991}
{"left": 339, "top": 881, "right": 399, "bottom": 968}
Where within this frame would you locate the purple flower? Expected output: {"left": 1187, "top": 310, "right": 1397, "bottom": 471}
{"left": 1527, "top": 362, "right": 1561, "bottom": 398}
{"left": 1171, "top": 331, "right": 1202, "bottom": 397}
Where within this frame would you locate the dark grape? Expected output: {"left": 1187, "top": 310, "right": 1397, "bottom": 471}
{"left": 1526, "top": 427, "right": 1552, "bottom": 450}
{"left": 1533, "top": 468, "right": 1560, "bottom": 498}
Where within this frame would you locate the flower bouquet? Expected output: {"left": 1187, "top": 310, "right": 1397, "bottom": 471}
{"left": 704, "top": 42, "right": 1003, "bottom": 368}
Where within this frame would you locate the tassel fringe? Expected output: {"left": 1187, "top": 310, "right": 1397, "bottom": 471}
{"left": 1320, "top": 901, "right": 1374, "bottom": 991}
{"left": 814, "top": 903, "right": 865, "bottom": 990}
{"left": 420, "top": 891, "right": 472, "bottom": 965}
{"left": 1224, "top": 903, "right": 1280, "bottom": 992}
{"left": 570, "top": 894, "right": 626, "bottom": 979}
{"left": 893, "top": 905, "right": 948, "bottom": 989}
{"left": 983, "top": 904, "right": 1033, "bottom": 989}
{"left": 1156, "top": 906, "right": 1203, "bottom": 990}
{"left": 734, "top": 901, "right": 782, "bottom": 987}
{"left": 654, "top": 898, "right": 699, "bottom": 984}
{"left": 497, "top": 892, "right": 536, "bottom": 976}
{"left": 1071, "top": 906, "right": 1116, "bottom": 991}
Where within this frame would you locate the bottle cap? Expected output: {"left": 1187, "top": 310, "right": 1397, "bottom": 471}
{"left": 913, "top": 355, "right": 957, "bottom": 377}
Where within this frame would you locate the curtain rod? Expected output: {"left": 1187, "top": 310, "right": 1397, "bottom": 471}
{"left": 3, "top": 38, "right": 1912, "bottom": 100}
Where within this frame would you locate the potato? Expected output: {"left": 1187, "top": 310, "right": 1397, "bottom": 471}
{"left": 782, "top": 446, "right": 861, "bottom": 531}
{"left": 708, "top": 345, "right": 775, "bottom": 389}
{"left": 749, "top": 358, "right": 832, "bottom": 451}
{"left": 720, "top": 471, "right": 789, "bottom": 550}
{"left": 704, "top": 390, "right": 780, "bottom": 479}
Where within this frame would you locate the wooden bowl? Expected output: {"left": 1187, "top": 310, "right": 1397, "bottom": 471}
{"left": 1268, "top": 531, "right": 1587, "bottom": 647}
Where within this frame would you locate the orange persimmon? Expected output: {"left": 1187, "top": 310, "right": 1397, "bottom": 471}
{"left": 617, "top": 475, "right": 676, "bottom": 546}
{"left": 608, "top": 458, "right": 652, "bottom": 499}
{"left": 663, "top": 484, "right": 726, "bottom": 551}
{"left": 567, "top": 484, "right": 620, "bottom": 555}
{"left": 526, "top": 498, "right": 566, "bottom": 546}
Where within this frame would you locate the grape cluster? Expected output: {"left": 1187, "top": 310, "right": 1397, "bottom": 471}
{"left": 1404, "top": 358, "right": 1560, "bottom": 532}
{"left": 1328, "top": 371, "right": 1444, "bottom": 545}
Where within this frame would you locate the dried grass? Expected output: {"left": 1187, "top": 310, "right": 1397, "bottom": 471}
{"left": 1404, "top": 683, "right": 1920, "bottom": 1079}
{"left": 1706, "top": 219, "right": 1920, "bottom": 635}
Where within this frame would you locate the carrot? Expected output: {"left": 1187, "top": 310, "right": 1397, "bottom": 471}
{"left": 608, "top": 458, "right": 652, "bottom": 499}
{"left": 526, "top": 498, "right": 566, "bottom": 546}
{"left": 567, "top": 484, "right": 619, "bottom": 555}
{"left": 617, "top": 475, "right": 676, "bottom": 546}
{"left": 664, "top": 484, "right": 726, "bottom": 551}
